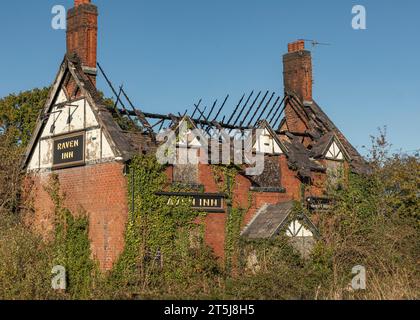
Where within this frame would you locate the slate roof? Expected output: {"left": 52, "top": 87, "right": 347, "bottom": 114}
{"left": 241, "top": 201, "right": 320, "bottom": 240}
{"left": 241, "top": 201, "right": 294, "bottom": 239}
{"left": 302, "top": 99, "right": 369, "bottom": 174}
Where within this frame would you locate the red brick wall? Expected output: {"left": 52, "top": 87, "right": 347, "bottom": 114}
{"left": 29, "top": 162, "right": 128, "bottom": 271}
{"left": 28, "top": 157, "right": 325, "bottom": 271}
{"left": 284, "top": 101, "right": 308, "bottom": 134}
{"left": 279, "top": 155, "right": 301, "bottom": 199}
{"left": 198, "top": 163, "right": 226, "bottom": 260}
{"left": 196, "top": 159, "right": 299, "bottom": 259}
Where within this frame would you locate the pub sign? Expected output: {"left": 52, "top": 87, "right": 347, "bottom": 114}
{"left": 53, "top": 132, "right": 85, "bottom": 169}
{"left": 156, "top": 192, "right": 225, "bottom": 213}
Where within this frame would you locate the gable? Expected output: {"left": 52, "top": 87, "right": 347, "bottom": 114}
{"left": 286, "top": 220, "right": 313, "bottom": 238}
{"left": 326, "top": 140, "right": 344, "bottom": 160}
{"left": 175, "top": 118, "right": 203, "bottom": 148}
{"left": 252, "top": 121, "right": 286, "bottom": 155}
{"left": 253, "top": 128, "right": 284, "bottom": 155}
{"left": 24, "top": 55, "right": 134, "bottom": 171}
{"left": 27, "top": 90, "right": 115, "bottom": 171}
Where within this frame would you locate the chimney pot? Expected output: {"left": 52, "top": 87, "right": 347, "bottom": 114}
{"left": 75, "top": 0, "right": 91, "bottom": 6}
{"left": 288, "top": 40, "right": 305, "bottom": 53}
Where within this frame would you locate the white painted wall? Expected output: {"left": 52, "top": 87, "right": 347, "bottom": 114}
{"left": 27, "top": 90, "right": 115, "bottom": 171}
{"left": 326, "top": 141, "right": 344, "bottom": 160}
{"left": 286, "top": 220, "right": 314, "bottom": 238}
{"left": 253, "top": 128, "right": 283, "bottom": 155}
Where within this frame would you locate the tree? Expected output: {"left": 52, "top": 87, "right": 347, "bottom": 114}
{"left": 0, "top": 87, "right": 49, "bottom": 146}
{"left": 0, "top": 88, "right": 49, "bottom": 214}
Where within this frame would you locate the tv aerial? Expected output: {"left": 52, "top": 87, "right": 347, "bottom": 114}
{"left": 302, "top": 39, "right": 331, "bottom": 48}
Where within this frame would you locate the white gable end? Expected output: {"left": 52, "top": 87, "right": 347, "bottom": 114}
{"left": 326, "top": 141, "right": 344, "bottom": 160}
{"left": 286, "top": 220, "right": 313, "bottom": 238}
{"left": 176, "top": 119, "right": 202, "bottom": 148}
{"left": 27, "top": 93, "right": 116, "bottom": 171}
{"left": 253, "top": 128, "right": 283, "bottom": 155}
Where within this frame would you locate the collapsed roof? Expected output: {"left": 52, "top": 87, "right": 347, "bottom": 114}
{"left": 23, "top": 53, "right": 369, "bottom": 181}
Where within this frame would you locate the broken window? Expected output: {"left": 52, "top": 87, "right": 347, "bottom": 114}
{"left": 249, "top": 155, "right": 282, "bottom": 191}
{"left": 173, "top": 163, "right": 199, "bottom": 185}
{"left": 172, "top": 147, "right": 199, "bottom": 185}
{"left": 325, "top": 160, "right": 344, "bottom": 189}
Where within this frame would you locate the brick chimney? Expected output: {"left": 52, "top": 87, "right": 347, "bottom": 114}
{"left": 283, "top": 40, "right": 313, "bottom": 102}
{"left": 282, "top": 40, "right": 313, "bottom": 133}
{"left": 67, "top": 0, "right": 98, "bottom": 84}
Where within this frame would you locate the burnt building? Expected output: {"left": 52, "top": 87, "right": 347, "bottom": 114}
{"left": 23, "top": 0, "right": 368, "bottom": 270}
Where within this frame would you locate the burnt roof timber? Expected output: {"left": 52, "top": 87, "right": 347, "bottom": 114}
{"left": 120, "top": 86, "right": 154, "bottom": 136}
{"left": 212, "top": 95, "right": 230, "bottom": 123}
{"left": 271, "top": 99, "right": 287, "bottom": 129}
{"left": 190, "top": 99, "right": 202, "bottom": 119}
{"left": 268, "top": 96, "right": 286, "bottom": 125}
{"left": 239, "top": 91, "right": 263, "bottom": 128}
{"left": 235, "top": 91, "right": 260, "bottom": 128}
{"left": 226, "top": 92, "right": 252, "bottom": 126}
{"left": 117, "top": 107, "right": 312, "bottom": 136}
{"left": 255, "top": 92, "right": 276, "bottom": 125}
{"left": 206, "top": 99, "right": 218, "bottom": 120}
{"left": 247, "top": 90, "right": 270, "bottom": 127}
{"left": 265, "top": 96, "right": 281, "bottom": 122}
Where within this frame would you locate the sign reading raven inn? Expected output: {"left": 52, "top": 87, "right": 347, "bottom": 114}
{"left": 156, "top": 192, "right": 225, "bottom": 213}
{"left": 53, "top": 132, "right": 85, "bottom": 169}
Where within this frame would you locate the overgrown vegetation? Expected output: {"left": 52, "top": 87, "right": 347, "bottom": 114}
{"left": 0, "top": 89, "right": 418, "bottom": 300}
{"left": 101, "top": 155, "right": 220, "bottom": 299}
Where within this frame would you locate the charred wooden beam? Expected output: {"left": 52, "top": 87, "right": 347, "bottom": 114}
{"left": 118, "top": 108, "right": 249, "bottom": 131}
{"left": 269, "top": 96, "right": 286, "bottom": 126}
{"left": 98, "top": 62, "right": 155, "bottom": 137}
{"left": 247, "top": 91, "right": 269, "bottom": 127}
{"left": 255, "top": 92, "right": 276, "bottom": 125}
{"left": 233, "top": 91, "right": 258, "bottom": 127}
{"left": 213, "top": 95, "right": 229, "bottom": 122}
{"left": 272, "top": 103, "right": 286, "bottom": 129}
{"left": 190, "top": 99, "right": 202, "bottom": 119}
{"left": 206, "top": 100, "right": 218, "bottom": 120}
{"left": 226, "top": 92, "right": 251, "bottom": 126}
{"left": 266, "top": 96, "right": 283, "bottom": 123}
{"left": 238, "top": 91, "right": 261, "bottom": 128}
{"left": 97, "top": 63, "right": 126, "bottom": 120}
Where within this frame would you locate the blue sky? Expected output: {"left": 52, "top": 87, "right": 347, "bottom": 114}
{"left": 0, "top": 0, "right": 419, "bottom": 154}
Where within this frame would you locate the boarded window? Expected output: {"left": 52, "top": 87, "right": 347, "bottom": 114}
{"left": 326, "top": 160, "right": 344, "bottom": 188}
{"left": 173, "top": 164, "right": 199, "bottom": 185}
{"left": 249, "top": 155, "right": 281, "bottom": 188}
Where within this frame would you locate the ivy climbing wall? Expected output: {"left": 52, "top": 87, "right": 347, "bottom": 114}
{"left": 28, "top": 161, "right": 128, "bottom": 271}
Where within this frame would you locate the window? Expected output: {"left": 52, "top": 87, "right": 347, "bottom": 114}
{"left": 249, "top": 155, "right": 283, "bottom": 191}
{"left": 173, "top": 163, "right": 199, "bottom": 185}
{"left": 326, "top": 160, "right": 344, "bottom": 188}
